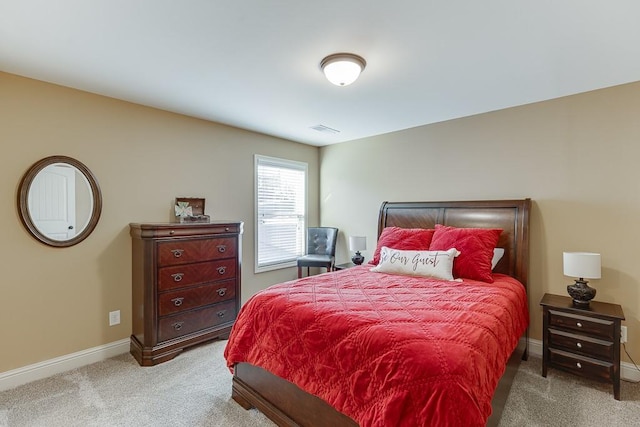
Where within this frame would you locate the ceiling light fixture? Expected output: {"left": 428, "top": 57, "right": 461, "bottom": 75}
{"left": 320, "top": 53, "right": 366, "bottom": 86}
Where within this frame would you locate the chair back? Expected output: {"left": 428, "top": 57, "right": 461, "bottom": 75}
{"left": 306, "top": 227, "right": 338, "bottom": 257}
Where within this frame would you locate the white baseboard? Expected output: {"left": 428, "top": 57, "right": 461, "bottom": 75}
{"left": 525, "top": 337, "right": 640, "bottom": 382}
{"left": 0, "top": 338, "right": 130, "bottom": 392}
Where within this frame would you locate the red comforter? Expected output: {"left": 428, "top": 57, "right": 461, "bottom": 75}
{"left": 224, "top": 266, "right": 529, "bottom": 426}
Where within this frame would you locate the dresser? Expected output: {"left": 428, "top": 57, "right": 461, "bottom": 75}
{"left": 540, "top": 293, "right": 625, "bottom": 400}
{"left": 130, "top": 221, "right": 243, "bottom": 366}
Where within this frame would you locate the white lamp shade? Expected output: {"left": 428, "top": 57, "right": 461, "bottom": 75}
{"left": 563, "top": 252, "right": 601, "bottom": 279}
{"left": 349, "top": 236, "right": 367, "bottom": 252}
{"left": 321, "top": 53, "right": 366, "bottom": 86}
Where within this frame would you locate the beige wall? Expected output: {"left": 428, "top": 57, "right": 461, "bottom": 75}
{"left": 3, "top": 69, "right": 639, "bottom": 374}
{"left": 0, "top": 72, "right": 319, "bottom": 373}
{"left": 320, "top": 81, "right": 640, "bottom": 363}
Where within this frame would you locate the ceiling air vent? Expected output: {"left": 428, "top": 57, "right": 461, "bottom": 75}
{"left": 310, "top": 124, "right": 340, "bottom": 134}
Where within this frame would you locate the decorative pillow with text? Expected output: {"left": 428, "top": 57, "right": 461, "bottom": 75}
{"left": 370, "top": 247, "right": 459, "bottom": 280}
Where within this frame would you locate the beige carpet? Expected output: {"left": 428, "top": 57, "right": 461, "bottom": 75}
{"left": 1, "top": 340, "right": 639, "bottom": 426}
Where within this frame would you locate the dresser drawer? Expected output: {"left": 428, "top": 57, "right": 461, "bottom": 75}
{"left": 549, "top": 348, "right": 613, "bottom": 382}
{"left": 158, "top": 237, "right": 237, "bottom": 266}
{"left": 158, "top": 259, "right": 237, "bottom": 291}
{"left": 548, "top": 309, "right": 615, "bottom": 340}
{"left": 158, "top": 300, "right": 237, "bottom": 342}
{"left": 158, "top": 280, "right": 237, "bottom": 316}
{"left": 548, "top": 328, "right": 613, "bottom": 360}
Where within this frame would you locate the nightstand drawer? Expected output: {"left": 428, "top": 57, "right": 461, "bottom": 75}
{"left": 548, "top": 309, "right": 614, "bottom": 340}
{"left": 548, "top": 328, "right": 614, "bottom": 360}
{"left": 549, "top": 348, "right": 613, "bottom": 382}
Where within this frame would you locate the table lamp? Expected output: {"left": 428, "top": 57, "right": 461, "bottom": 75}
{"left": 349, "top": 236, "right": 367, "bottom": 265}
{"left": 563, "top": 252, "right": 601, "bottom": 307}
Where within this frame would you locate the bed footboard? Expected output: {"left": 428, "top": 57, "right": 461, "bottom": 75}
{"left": 232, "top": 362, "right": 358, "bottom": 427}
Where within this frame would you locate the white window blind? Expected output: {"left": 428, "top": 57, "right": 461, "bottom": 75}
{"left": 255, "top": 155, "right": 307, "bottom": 272}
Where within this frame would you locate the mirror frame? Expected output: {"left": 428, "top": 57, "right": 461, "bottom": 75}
{"left": 18, "top": 155, "right": 103, "bottom": 247}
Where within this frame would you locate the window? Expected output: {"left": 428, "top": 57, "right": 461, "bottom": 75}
{"left": 255, "top": 155, "right": 307, "bottom": 272}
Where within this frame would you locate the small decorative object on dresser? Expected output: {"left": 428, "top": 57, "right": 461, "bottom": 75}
{"left": 130, "top": 221, "right": 243, "bottom": 366}
{"left": 540, "top": 293, "right": 625, "bottom": 400}
{"left": 349, "top": 236, "right": 366, "bottom": 265}
{"left": 175, "top": 197, "right": 210, "bottom": 223}
{"left": 563, "top": 251, "right": 601, "bottom": 307}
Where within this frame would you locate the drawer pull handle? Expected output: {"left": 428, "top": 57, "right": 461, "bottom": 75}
{"left": 217, "top": 245, "right": 226, "bottom": 253}
{"left": 171, "top": 297, "right": 184, "bottom": 307}
{"left": 217, "top": 266, "right": 227, "bottom": 275}
{"left": 576, "top": 362, "right": 582, "bottom": 369}
{"left": 217, "top": 288, "right": 227, "bottom": 297}
{"left": 225, "top": 227, "right": 230, "bottom": 231}
{"left": 217, "top": 310, "right": 226, "bottom": 318}
{"left": 173, "top": 322, "right": 184, "bottom": 331}
{"left": 576, "top": 342, "right": 582, "bottom": 349}
{"left": 171, "top": 273, "right": 184, "bottom": 282}
{"left": 171, "top": 249, "right": 184, "bottom": 258}
{"left": 576, "top": 322, "right": 582, "bottom": 328}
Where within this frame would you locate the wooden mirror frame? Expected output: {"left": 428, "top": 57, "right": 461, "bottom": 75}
{"left": 18, "top": 155, "right": 102, "bottom": 247}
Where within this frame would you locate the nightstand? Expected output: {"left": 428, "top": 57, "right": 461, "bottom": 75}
{"left": 540, "top": 293, "right": 625, "bottom": 400}
{"left": 334, "top": 262, "right": 357, "bottom": 270}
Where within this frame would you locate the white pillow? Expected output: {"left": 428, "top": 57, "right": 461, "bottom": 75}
{"left": 492, "top": 248, "right": 505, "bottom": 270}
{"left": 370, "top": 247, "right": 459, "bottom": 280}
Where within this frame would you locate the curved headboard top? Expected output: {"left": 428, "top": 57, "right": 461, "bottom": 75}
{"left": 377, "top": 199, "right": 531, "bottom": 288}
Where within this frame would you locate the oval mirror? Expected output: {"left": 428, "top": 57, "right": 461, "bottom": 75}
{"left": 18, "top": 155, "right": 102, "bottom": 247}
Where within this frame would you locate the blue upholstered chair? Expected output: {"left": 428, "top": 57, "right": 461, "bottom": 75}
{"left": 296, "top": 227, "right": 339, "bottom": 278}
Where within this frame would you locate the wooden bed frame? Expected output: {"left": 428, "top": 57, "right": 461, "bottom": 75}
{"left": 231, "top": 199, "right": 531, "bottom": 427}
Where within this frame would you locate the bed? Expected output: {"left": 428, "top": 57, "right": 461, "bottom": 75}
{"left": 225, "top": 199, "right": 531, "bottom": 426}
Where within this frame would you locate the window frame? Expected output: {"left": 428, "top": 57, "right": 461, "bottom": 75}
{"left": 254, "top": 154, "right": 308, "bottom": 273}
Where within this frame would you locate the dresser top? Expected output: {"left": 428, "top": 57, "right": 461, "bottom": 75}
{"left": 130, "top": 220, "right": 242, "bottom": 227}
{"left": 540, "top": 293, "right": 625, "bottom": 320}
{"left": 130, "top": 221, "right": 243, "bottom": 239}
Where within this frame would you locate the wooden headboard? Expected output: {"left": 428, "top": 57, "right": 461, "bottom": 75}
{"left": 377, "top": 199, "right": 531, "bottom": 288}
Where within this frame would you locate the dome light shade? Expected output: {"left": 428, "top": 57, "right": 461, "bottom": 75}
{"left": 320, "top": 53, "right": 366, "bottom": 86}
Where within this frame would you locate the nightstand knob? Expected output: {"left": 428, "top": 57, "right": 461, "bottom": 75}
{"left": 576, "top": 342, "right": 582, "bottom": 349}
{"left": 576, "top": 322, "right": 582, "bottom": 328}
{"left": 576, "top": 362, "right": 582, "bottom": 369}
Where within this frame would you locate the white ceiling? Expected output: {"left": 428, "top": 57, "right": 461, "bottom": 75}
{"left": 1, "top": 1, "right": 639, "bottom": 146}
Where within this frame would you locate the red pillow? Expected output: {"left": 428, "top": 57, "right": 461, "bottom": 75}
{"left": 429, "top": 224, "right": 502, "bottom": 283}
{"left": 369, "top": 227, "right": 435, "bottom": 266}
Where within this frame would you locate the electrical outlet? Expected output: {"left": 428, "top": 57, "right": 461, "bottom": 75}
{"left": 621, "top": 326, "right": 627, "bottom": 343}
{"left": 109, "top": 310, "right": 120, "bottom": 326}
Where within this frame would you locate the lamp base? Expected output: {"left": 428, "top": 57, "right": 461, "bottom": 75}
{"left": 351, "top": 251, "right": 364, "bottom": 265}
{"left": 567, "top": 279, "right": 596, "bottom": 307}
